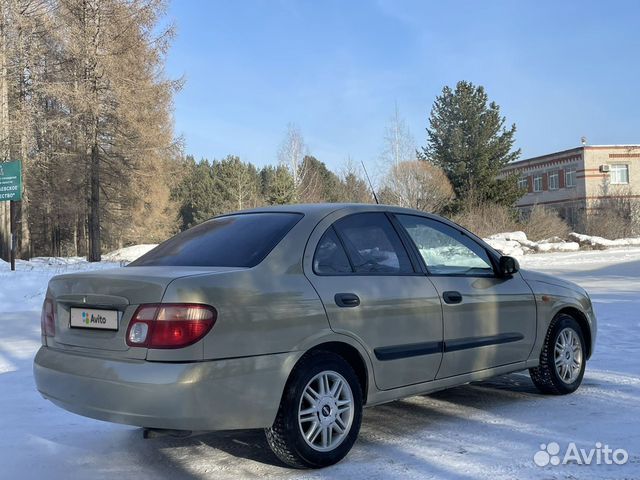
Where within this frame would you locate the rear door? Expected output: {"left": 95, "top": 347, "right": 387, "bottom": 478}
{"left": 394, "top": 214, "right": 537, "bottom": 379}
{"left": 305, "top": 212, "right": 443, "bottom": 390}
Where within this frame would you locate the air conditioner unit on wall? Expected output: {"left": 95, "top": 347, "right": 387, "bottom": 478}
{"left": 599, "top": 164, "right": 610, "bottom": 173}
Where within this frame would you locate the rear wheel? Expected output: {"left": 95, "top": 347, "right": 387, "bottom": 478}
{"left": 265, "top": 351, "right": 363, "bottom": 468}
{"left": 529, "top": 313, "right": 586, "bottom": 395}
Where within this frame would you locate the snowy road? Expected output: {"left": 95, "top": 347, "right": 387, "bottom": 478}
{"left": 1, "top": 250, "right": 639, "bottom": 479}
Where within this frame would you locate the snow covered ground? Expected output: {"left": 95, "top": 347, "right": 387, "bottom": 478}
{"left": 1, "top": 249, "right": 639, "bottom": 479}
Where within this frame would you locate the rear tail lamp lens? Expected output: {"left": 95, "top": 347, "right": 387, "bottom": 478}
{"left": 40, "top": 298, "right": 56, "bottom": 337}
{"left": 126, "top": 303, "right": 217, "bottom": 349}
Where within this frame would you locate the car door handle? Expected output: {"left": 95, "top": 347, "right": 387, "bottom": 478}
{"left": 335, "top": 293, "right": 360, "bottom": 308}
{"left": 443, "top": 291, "right": 463, "bottom": 305}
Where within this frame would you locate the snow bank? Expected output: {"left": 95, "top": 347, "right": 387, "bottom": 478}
{"left": 534, "top": 241, "right": 580, "bottom": 253}
{"left": 485, "top": 233, "right": 584, "bottom": 256}
{"left": 488, "top": 231, "right": 528, "bottom": 243}
{"left": 483, "top": 239, "right": 524, "bottom": 257}
{"left": 569, "top": 232, "right": 640, "bottom": 249}
{"left": 485, "top": 231, "right": 640, "bottom": 256}
{"left": 103, "top": 244, "right": 157, "bottom": 262}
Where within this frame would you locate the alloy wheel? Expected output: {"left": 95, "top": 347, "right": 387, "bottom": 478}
{"left": 554, "top": 327, "right": 583, "bottom": 384}
{"left": 297, "top": 370, "right": 354, "bottom": 452}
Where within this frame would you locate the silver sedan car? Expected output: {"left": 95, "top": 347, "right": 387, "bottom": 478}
{"left": 34, "top": 204, "right": 596, "bottom": 468}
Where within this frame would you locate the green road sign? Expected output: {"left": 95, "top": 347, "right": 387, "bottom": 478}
{"left": 0, "top": 160, "right": 22, "bottom": 201}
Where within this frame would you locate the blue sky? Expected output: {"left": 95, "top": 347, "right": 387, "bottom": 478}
{"left": 165, "top": 0, "right": 640, "bottom": 171}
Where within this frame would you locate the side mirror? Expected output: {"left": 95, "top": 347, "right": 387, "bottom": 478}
{"left": 499, "top": 255, "right": 519, "bottom": 277}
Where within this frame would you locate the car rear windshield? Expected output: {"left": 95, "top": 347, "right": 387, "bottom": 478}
{"left": 128, "top": 212, "right": 303, "bottom": 268}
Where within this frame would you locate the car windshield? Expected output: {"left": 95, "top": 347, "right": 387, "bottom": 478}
{"left": 128, "top": 212, "right": 302, "bottom": 268}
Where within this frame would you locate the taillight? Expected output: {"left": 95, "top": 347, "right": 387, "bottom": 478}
{"left": 126, "top": 303, "right": 217, "bottom": 349}
{"left": 40, "top": 298, "right": 56, "bottom": 337}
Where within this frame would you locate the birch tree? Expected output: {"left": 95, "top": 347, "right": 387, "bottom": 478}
{"left": 278, "top": 123, "right": 315, "bottom": 202}
{"left": 380, "top": 103, "right": 415, "bottom": 168}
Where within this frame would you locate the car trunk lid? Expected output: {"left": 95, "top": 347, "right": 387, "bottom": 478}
{"left": 46, "top": 266, "right": 242, "bottom": 355}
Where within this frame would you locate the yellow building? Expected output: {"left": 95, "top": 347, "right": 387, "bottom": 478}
{"left": 503, "top": 145, "right": 640, "bottom": 227}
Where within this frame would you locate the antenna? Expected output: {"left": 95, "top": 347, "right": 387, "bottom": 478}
{"left": 360, "top": 160, "right": 379, "bottom": 205}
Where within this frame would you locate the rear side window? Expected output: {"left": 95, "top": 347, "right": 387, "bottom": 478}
{"left": 332, "top": 213, "right": 413, "bottom": 274}
{"left": 313, "top": 227, "right": 352, "bottom": 274}
{"left": 129, "top": 213, "right": 302, "bottom": 268}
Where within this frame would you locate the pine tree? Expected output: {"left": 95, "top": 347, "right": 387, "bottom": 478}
{"left": 420, "top": 81, "right": 522, "bottom": 207}
{"left": 213, "top": 155, "right": 261, "bottom": 212}
{"left": 298, "top": 155, "right": 343, "bottom": 203}
{"left": 261, "top": 165, "right": 295, "bottom": 205}
{"left": 338, "top": 159, "right": 374, "bottom": 204}
{"left": 173, "top": 157, "right": 218, "bottom": 230}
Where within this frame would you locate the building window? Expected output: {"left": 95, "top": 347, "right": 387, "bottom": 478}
{"left": 533, "top": 175, "right": 543, "bottom": 192}
{"left": 518, "top": 177, "right": 528, "bottom": 190}
{"left": 565, "top": 169, "right": 576, "bottom": 188}
{"left": 610, "top": 164, "right": 629, "bottom": 184}
{"left": 549, "top": 171, "right": 559, "bottom": 190}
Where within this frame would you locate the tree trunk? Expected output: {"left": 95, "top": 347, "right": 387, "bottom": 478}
{"left": 87, "top": 142, "right": 100, "bottom": 261}
{"left": 0, "top": 3, "right": 11, "bottom": 261}
{"left": 17, "top": 130, "right": 31, "bottom": 258}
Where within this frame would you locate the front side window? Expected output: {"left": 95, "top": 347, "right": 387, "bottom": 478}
{"left": 396, "top": 215, "right": 494, "bottom": 276}
{"left": 331, "top": 213, "right": 413, "bottom": 274}
{"left": 549, "top": 171, "right": 559, "bottom": 190}
{"left": 130, "top": 213, "right": 302, "bottom": 267}
{"left": 565, "top": 168, "right": 576, "bottom": 187}
{"left": 610, "top": 164, "right": 629, "bottom": 184}
{"left": 533, "top": 175, "right": 543, "bottom": 192}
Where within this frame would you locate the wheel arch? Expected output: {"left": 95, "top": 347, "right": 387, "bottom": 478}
{"left": 556, "top": 307, "right": 593, "bottom": 359}
{"left": 304, "top": 341, "right": 369, "bottom": 403}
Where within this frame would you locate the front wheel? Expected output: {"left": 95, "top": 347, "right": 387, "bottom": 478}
{"left": 529, "top": 313, "right": 586, "bottom": 395}
{"left": 265, "top": 351, "right": 363, "bottom": 468}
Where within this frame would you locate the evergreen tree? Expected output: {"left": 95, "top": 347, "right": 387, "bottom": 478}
{"left": 299, "top": 155, "right": 342, "bottom": 203}
{"left": 337, "top": 159, "right": 374, "bottom": 204}
{"left": 261, "top": 165, "right": 295, "bottom": 205}
{"left": 173, "top": 157, "right": 217, "bottom": 230}
{"left": 212, "top": 155, "right": 261, "bottom": 212}
{"left": 420, "top": 81, "right": 522, "bottom": 207}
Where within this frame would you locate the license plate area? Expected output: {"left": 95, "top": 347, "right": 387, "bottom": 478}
{"left": 70, "top": 307, "right": 119, "bottom": 330}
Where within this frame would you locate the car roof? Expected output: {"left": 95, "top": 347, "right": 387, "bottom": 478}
{"left": 214, "top": 203, "right": 502, "bottom": 260}
{"left": 235, "top": 203, "right": 436, "bottom": 222}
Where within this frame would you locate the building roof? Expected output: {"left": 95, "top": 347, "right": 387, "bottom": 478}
{"left": 504, "top": 144, "right": 640, "bottom": 170}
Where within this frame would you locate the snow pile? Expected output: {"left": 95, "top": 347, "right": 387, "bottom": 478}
{"left": 484, "top": 238, "right": 525, "bottom": 257}
{"left": 102, "top": 244, "right": 157, "bottom": 263}
{"left": 569, "top": 232, "right": 640, "bottom": 249}
{"left": 25, "top": 256, "right": 89, "bottom": 266}
{"left": 484, "top": 231, "right": 579, "bottom": 256}
{"left": 489, "top": 231, "right": 528, "bottom": 243}
{"left": 534, "top": 241, "right": 580, "bottom": 253}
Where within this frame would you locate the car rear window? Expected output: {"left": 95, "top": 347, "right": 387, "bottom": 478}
{"left": 128, "top": 213, "right": 303, "bottom": 268}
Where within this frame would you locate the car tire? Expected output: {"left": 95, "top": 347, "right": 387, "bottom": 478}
{"left": 265, "top": 350, "right": 363, "bottom": 468}
{"left": 529, "top": 313, "right": 586, "bottom": 395}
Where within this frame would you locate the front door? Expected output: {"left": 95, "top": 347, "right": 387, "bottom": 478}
{"left": 394, "top": 214, "right": 537, "bottom": 379}
{"left": 306, "top": 212, "right": 444, "bottom": 390}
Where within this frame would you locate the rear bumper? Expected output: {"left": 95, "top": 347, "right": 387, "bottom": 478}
{"left": 33, "top": 346, "right": 296, "bottom": 431}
